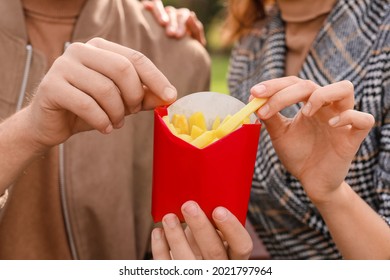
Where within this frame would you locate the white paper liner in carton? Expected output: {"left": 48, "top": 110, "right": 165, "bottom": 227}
{"left": 167, "top": 91, "right": 257, "bottom": 130}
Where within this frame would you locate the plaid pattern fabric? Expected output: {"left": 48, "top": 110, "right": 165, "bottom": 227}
{"left": 228, "top": 0, "right": 390, "bottom": 259}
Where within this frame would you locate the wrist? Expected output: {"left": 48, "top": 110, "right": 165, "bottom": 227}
{"left": 4, "top": 107, "right": 50, "bottom": 155}
{"left": 310, "top": 181, "right": 354, "bottom": 212}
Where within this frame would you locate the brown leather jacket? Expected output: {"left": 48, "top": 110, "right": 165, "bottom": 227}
{"left": 0, "top": 0, "right": 210, "bottom": 259}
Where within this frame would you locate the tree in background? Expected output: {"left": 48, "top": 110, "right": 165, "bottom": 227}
{"left": 163, "top": 0, "right": 230, "bottom": 93}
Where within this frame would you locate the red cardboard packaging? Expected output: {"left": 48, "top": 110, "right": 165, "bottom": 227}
{"left": 152, "top": 92, "right": 261, "bottom": 225}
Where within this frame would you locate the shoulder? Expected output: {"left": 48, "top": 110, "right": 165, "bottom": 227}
{"left": 118, "top": 0, "right": 209, "bottom": 64}
{"left": 116, "top": 0, "right": 211, "bottom": 94}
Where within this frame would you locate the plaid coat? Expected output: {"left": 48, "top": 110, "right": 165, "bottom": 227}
{"left": 229, "top": 0, "right": 390, "bottom": 259}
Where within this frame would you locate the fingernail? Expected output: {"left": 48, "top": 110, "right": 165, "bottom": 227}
{"left": 302, "top": 102, "right": 312, "bottom": 116}
{"left": 104, "top": 124, "right": 113, "bottom": 134}
{"left": 163, "top": 87, "right": 177, "bottom": 102}
{"left": 258, "top": 104, "right": 269, "bottom": 117}
{"left": 163, "top": 214, "right": 178, "bottom": 229}
{"left": 213, "top": 207, "right": 228, "bottom": 222}
{"left": 182, "top": 201, "right": 199, "bottom": 217}
{"left": 329, "top": 116, "right": 340, "bottom": 126}
{"left": 252, "top": 84, "right": 266, "bottom": 96}
{"left": 152, "top": 228, "right": 162, "bottom": 240}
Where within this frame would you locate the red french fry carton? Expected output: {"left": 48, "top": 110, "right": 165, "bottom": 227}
{"left": 152, "top": 92, "right": 261, "bottom": 225}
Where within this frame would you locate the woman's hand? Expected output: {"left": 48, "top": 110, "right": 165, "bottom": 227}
{"left": 26, "top": 38, "right": 176, "bottom": 149}
{"left": 251, "top": 77, "right": 375, "bottom": 204}
{"left": 151, "top": 201, "right": 253, "bottom": 260}
{"left": 143, "top": 0, "right": 206, "bottom": 46}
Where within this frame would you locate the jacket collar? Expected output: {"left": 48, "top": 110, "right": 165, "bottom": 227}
{"left": 0, "top": 0, "right": 28, "bottom": 42}
{"left": 0, "top": 0, "right": 117, "bottom": 43}
{"left": 72, "top": 0, "right": 116, "bottom": 42}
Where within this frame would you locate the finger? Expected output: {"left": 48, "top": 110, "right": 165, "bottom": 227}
{"left": 150, "top": 0, "right": 170, "bottom": 25}
{"left": 141, "top": 86, "right": 174, "bottom": 110}
{"left": 176, "top": 8, "right": 191, "bottom": 37}
{"left": 186, "top": 12, "right": 206, "bottom": 46}
{"left": 254, "top": 79, "right": 320, "bottom": 119}
{"left": 181, "top": 201, "right": 228, "bottom": 259}
{"left": 151, "top": 227, "right": 172, "bottom": 260}
{"left": 165, "top": 6, "right": 179, "bottom": 36}
{"left": 329, "top": 109, "right": 375, "bottom": 132}
{"left": 162, "top": 213, "right": 196, "bottom": 260}
{"left": 329, "top": 110, "right": 375, "bottom": 155}
{"left": 212, "top": 207, "right": 253, "bottom": 260}
{"left": 142, "top": 1, "right": 154, "bottom": 10}
{"left": 87, "top": 38, "right": 177, "bottom": 104}
{"left": 302, "top": 80, "right": 355, "bottom": 117}
{"left": 142, "top": 1, "right": 169, "bottom": 25}
{"left": 184, "top": 226, "right": 203, "bottom": 259}
{"left": 60, "top": 60, "right": 126, "bottom": 128}
{"left": 41, "top": 75, "right": 112, "bottom": 134}
{"left": 250, "top": 76, "right": 306, "bottom": 98}
{"left": 64, "top": 42, "right": 145, "bottom": 114}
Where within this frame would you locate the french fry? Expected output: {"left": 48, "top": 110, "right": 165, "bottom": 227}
{"left": 162, "top": 116, "right": 178, "bottom": 135}
{"left": 172, "top": 114, "right": 189, "bottom": 134}
{"left": 189, "top": 112, "right": 207, "bottom": 132}
{"left": 220, "top": 114, "right": 231, "bottom": 126}
{"left": 177, "top": 134, "right": 193, "bottom": 142}
{"left": 164, "top": 99, "right": 266, "bottom": 148}
{"left": 211, "top": 116, "right": 221, "bottom": 130}
{"left": 191, "top": 125, "right": 204, "bottom": 140}
{"left": 216, "top": 98, "right": 266, "bottom": 139}
{"left": 191, "top": 130, "right": 217, "bottom": 148}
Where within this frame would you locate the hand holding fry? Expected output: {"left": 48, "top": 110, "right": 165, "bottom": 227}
{"left": 251, "top": 77, "right": 375, "bottom": 205}
{"left": 26, "top": 38, "right": 176, "bottom": 148}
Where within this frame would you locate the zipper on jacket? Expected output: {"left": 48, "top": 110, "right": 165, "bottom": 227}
{"left": 59, "top": 41, "right": 79, "bottom": 260}
{"left": 16, "top": 45, "right": 33, "bottom": 112}
{"left": 59, "top": 143, "right": 78, "bottom": 259}
{"left": 17, "top": 43, "right": 79, "bottom": 259}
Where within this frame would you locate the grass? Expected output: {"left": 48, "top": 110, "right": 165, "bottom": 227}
{"left": 210, "top": 53, "right": 230, "bottom": 94}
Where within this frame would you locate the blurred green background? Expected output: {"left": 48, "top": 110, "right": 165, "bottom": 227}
{"left": 163, "top": 0, "right": 231, "bottom": 94}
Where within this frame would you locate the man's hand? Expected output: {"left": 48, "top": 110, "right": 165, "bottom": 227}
{"left": 143, "top": 0, "right": 206, "bottom": 46}
{"left": 26, "top": 38, "right": 177, "bottom": 148}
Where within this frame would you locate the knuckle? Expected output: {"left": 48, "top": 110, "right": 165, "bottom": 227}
{"left": 301, "top": 79, "right": 318, "bottom": 91}
{"left": 78, "top": 98, "right": 95, "bottom": 111}
{"left": 179, "top": 8, "right": 191, "bottom": 17}
{"left": 206, "top": 245, "right": 227, "bottom": 260}
{"left": 38, "top": 75, "right": 55, "bottom": 93}
{"left": 114, "top": 56, "right": 133, "bottom": 76}
{"left": 86, "top": 37, "right": 106, "bottom": 48}
{"left": 52, "top": 56, "right": 72, "bottom": 73}
{"left": 165, "top": 6, "right": 175, "bottom": 12}
{"left": 99, "top": 80, "right": 119, "bottom": 97}
{"left": 236, "top": 241, "right": 253, "bottom": 259}
{"left": 190, "top": 11, "right": 197, "bottom": 19}
{"left": 64, "top": 42, "right": 84, "bottom": 55}
{"left": 286, "top": 75, "right": 301, "bottom": 84}
{"left": 129, "top": 50, "right": 148, "bottom": 66}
